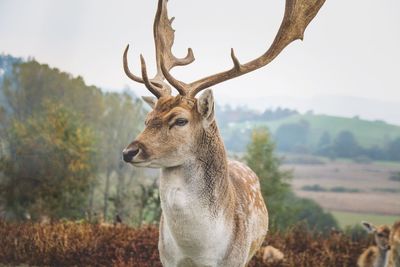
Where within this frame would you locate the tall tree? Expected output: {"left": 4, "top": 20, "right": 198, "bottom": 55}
{"left": 386, "top": 137, "right": 400, "bottom": 161}
{"left": 245, "top": 128, "right": 337, "bottom": 231}
{"left": 99, "top": 91, "right": 145, "bottom": 221}
{"left": 245, "top": 128, "right": 292, "bottom": 230}
{"left": 275, "top": 120, "right": 310, "bottom": 152}
{"left": 1, "top": 60, "right": 104, "bottom": 126}
{"left": 333, "top": 130, "right": 360, "bottom": 158}
{"left": 0, "top": 103, "right": 96, "bottom": 220}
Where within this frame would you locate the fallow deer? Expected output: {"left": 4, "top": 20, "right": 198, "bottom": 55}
{"left": 386, "top": 220, "right": 400, "bottom": 267}
{"left": 358, "top": 221, "right": 391, "bottom": 267}
{"left": 122, "top": 0, "right": 325, "bottom": 266}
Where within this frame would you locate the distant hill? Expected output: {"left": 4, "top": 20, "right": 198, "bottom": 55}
{"left": 263, "top": 113, "right": 400, "bottom": 148}
{"left": 220, "top": 95, "right": 400, "bottom": 126}
{"left": 219, "top": 111, "right": 400, "bottom": 156}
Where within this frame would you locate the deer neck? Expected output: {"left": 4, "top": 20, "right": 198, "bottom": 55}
{"left": 376, "top": 247, "right": 389, "bottom": 267}
{"left": 160, "top": 121, "right": 230, "bottom": 212}
{"left": 391, "top": 247, "right": 400, "bottom": 267}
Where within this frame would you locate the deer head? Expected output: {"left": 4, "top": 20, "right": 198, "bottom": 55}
{"left": 122, "top": 0, "right": 325, "bottom": 167}
{"left": 362, "top": 221, "right": 391, "bottom": 251}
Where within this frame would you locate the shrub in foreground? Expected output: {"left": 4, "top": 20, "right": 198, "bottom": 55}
{"left": 0, "top": 221, "right": 371, "bottom": 267}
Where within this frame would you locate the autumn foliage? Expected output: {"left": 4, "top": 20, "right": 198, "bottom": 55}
{"left": 0, "top": 220, "right": 371, "bottom": 267}
{"left": 0, "top": 221, "right": 160, "bottom": 267}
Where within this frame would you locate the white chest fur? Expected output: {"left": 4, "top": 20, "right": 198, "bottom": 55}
{"left": 159, "top": 168, "right": 231, "bottom": 265}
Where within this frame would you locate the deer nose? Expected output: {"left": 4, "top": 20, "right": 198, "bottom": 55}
{"left": 122, "top": 146, "right": 139, "bottom": 163}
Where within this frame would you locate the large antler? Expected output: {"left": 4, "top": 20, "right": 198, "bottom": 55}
{"left": 125, "top": 0, "right": 325, "bottom": 98}
{"left": 159, "top": 0, "right": 326, "bottom": 98}
{"left": 123, "top": 0, "right": 195, "bottom": 98}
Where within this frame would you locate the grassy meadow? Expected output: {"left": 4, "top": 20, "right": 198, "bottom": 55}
{"left": 332, "top": 211, "right": 399, "bottom": 228}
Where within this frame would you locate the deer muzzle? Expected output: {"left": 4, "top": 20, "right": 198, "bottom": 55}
{"left": 122, "top": 141, "right": 140, "bottom": 163}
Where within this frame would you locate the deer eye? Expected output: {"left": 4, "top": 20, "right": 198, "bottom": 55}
{"left": 175, "top": 118, "right": 188, "bottom": 126}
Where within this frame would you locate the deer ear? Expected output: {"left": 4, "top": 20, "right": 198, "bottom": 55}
{"left": 197, "top": 89, "right": 215, "bottom": 127}
{"left": 361, "top": 221, "right": 376, "bottom": 233}
{"left": 142, "top": 96, "right": 157, "bottom": 109}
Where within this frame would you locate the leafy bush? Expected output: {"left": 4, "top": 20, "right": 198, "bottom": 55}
{"left": 282, "top": 155, "right": 325, "bottom": 165}
{"left": 330, "top": 186, "right": 361, "bottom": 193}
{"left": 390, "top": 172, "right": 400, "bottom": 182}
{"left": 352, "top": 156, "right": 372, "bottom": 164}
{"left": 302, "top": 184, "right": 327, "bottom": 192}
{"left": 343, "top": 224, "right": 368, "bottom": 242}
{"left": 302, "top": 185, "right": 361, "bottom": 193}
{"left": 372, "top": 188, "right": 400, "bottom": 193}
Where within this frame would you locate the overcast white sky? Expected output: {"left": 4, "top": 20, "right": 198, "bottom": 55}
{"left": 1, "top": 0, "right": 400, "bottom": 124}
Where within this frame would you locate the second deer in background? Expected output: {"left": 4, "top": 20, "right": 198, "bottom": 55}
{"left": 358, "top": 221, "right": 391, "bottom": 267}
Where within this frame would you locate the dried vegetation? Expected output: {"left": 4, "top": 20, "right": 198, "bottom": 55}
{"left": 0, "top": 221, "right": 371, "bottom": 267}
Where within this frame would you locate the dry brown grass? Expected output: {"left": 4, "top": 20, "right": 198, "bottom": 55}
{"left": 0, "top": 221, "right": 160, "bottom": 267}
{"left": 285, "top": 161, "right": 400, "bottom": 215}
{"left": 0, "top": 220, "right": 371, "bottom": 267}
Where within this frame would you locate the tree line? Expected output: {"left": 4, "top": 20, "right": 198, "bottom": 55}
{"left": 275, "top": 120, "right": 400, "bottom": 161}
{"left": 0, "top": 58, "right": 160, "bottom": 225}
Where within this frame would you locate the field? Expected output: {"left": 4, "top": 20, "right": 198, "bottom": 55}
{"left": 332, "top": 211, "right": 399, "bottom": 228}
{"left": 284, "top": 159, "right": 400, "bottom": 226}
{"left": 0, "top": 221, "right": 371, "bottom": 267}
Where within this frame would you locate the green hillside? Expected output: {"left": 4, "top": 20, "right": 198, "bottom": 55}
{"left": 267, "top": 114, "right": 400, "bottom": 148}
{"left": 222, "top": 113, "right": 400, "bottom": 152}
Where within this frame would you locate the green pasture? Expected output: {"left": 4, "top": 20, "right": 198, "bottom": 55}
{"left": 332, "top": 210, "right": 399, "bottom": 228}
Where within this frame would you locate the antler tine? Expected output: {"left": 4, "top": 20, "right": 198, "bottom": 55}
{"left": 155, "top": 0, "right": 195, "bottom": 95}
{"left": 123, "top": 44, "right": 170, "bottom": 98}
{"left": 140, "top": 55, "right": 163, "bottom": 98}
{"left": 187, "top": 0, "right": 326, "bottom": 98}
{"left": 123, "top": 45, "right": 144, "bottom": 84}
{"left": 160, "top": 56, "right": 188, "bottom": 95}
{"left": 123, "top": 0, "right": 195, "bottom": 98}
